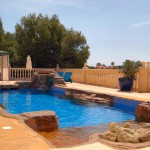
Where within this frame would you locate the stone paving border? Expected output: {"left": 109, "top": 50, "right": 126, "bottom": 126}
{"left": 0, "top": 108, "right": 54, "bottom": 150}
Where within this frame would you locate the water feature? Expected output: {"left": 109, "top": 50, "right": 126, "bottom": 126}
{"left": 31, "top": 69, "right": 66, "bottom": 91}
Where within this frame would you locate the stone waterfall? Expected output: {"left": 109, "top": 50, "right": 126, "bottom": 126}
{"left": 31, "top": 69, "right": 66, "bottom": 90}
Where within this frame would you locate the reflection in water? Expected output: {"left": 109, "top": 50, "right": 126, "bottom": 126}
{"left": 25, "top": 92, "right": 32, "bottom": 111}
{"left": 2, "top": 92, "right": 9, "bottom": 108}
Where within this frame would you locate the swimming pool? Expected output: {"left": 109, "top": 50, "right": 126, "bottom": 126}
{"left": 0, "top": 88, "right": 138, "bottom": 128}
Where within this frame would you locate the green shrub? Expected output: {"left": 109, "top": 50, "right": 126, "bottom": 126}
{"left": 122, "top": 60, "right": 142, "bottom": 80}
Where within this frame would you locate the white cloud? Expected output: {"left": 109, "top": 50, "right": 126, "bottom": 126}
{"left": 0, "top": 0, "right": 102, "bottom": 12}
{"left": 131, "top": 21, "right": 150, "bottom": 28}
{"left": 1, "top": 0, "right": 79, "bottom": 8}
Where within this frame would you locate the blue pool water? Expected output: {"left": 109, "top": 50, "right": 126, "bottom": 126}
{"left": 0, "top": 89, "right": 136, "bottom": 128}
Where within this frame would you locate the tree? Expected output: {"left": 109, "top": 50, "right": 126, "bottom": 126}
{"left": 15, "top": 13, "right": 90, "bottom": 68}
{"left": 111, "top": 62, "right": 115, "bottom": 66}
{"left": 60, "top": 29, "right": 90, "bottom": 68}
{"left": 3, "top": 32, "right": 19, "bottom": 66}
{"left": 0, "top": 17, "right": 4, "bottom": 49}
{"left": 96, "top": 62, "right": 101, "bottom": 67}
{"left": 0, "top": 18, "right": 19, "bottom": 66}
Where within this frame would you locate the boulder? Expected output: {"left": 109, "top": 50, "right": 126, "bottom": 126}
{"left": 102, "top": 131, "right": 117, "bottom": 142}
{"left": 135, "top": 102, "right": 150, "bottom": 122}
{"left": 123, "top": 122, "right": 133, "bottom": 129}
{"left": 31, "top": 70, "right": 66, "bottom": 90}
{"left": 136, "top": 128, "right": 150, "bottom": 142}
{"left": 135, "top": 128, "right": 147, "bottom": 135}
{"left": 109, "top": 122, "right": 120, "bottom": 133}
{"left": 31, "top": 73, "right": 54, "bottom": 90}
{"left": 139, "top": 131, "right": 150, "bottom": 142}
{"left": 89, "top": 122, "right": 150, "bottom": 144}
{"left": 84, "top": 97, "right": 112, "bottom": 105}
{"left": 53, "top": 76, "right": 66, "bottom": 86}
{"left": 65, "top": 89, "right": 114, "bottom": 106}
{"left": 117, "top": 130, "right": 139, "bottom": 143}
{"left": 21, "top": 111, "right": 59, "bottom": 132}
{"left": 121, "top": 128, "right": 135, "bottom": 135}
{"left": 115, "top": 126, "right": 139, "bottom": 143}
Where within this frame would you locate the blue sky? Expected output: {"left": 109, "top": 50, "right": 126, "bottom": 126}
{"left": 0, "top": 0, "right": 150, "bottom": 66}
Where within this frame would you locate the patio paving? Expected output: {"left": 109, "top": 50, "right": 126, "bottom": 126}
{"left": 0, "top": 111, "right": 50, "bottom": 150}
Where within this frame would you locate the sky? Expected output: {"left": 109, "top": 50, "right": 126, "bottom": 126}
{"left": 0, "top": 0, "right": 150, "bottom": 66}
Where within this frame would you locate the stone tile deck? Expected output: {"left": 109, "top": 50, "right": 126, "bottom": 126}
{"left": 0, "top": 112, "right": 50, "bottom": 150}
{"left": 66, "top": 83, "right": 150, "bottom": 102}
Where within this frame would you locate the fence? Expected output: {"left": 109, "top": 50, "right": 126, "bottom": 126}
{"left": 9, "top": 68, "right": 123, "bottom": 88}
{"left": 9, "top": 62, "right": 150, "bottom": 92}
{"left": 60, "top": 68, "right": 123, "bottom": 89}
{"left": 137, "top": 62, "right": 150, "bottom": 92}
{"left": 59, "top": 69, "right": 85, "bottom": 83}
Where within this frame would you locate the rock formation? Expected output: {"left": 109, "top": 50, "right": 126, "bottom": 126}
{"left": 135, "top": 102, "right": 150, "bottom": 122}
{"left": 89, "top": 122, "right": 150, "bottom": 143}
{"left": 21, "top": 110, "right": 59, "bottom": 132}
{"left": 65, "top": 89, "right": 114, "bottom": 106}
{"left": 53, "top": 73, "right": 66, "bottom": 86}
{"left": 31, "top": 70, "right": 66, "bottom": 90}
{"left": 31, "top": 70, "right": 54, "bottom": 90}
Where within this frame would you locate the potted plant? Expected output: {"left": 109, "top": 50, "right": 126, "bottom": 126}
{"left": 119, "top": 60, "right": 141, "bottom": 91}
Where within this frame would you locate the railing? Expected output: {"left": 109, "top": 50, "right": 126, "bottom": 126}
{"left": 85, "top": 69, "right": 123, "bottom": 88}
{"left": 10, "top": 68, "right": 54, "bottom": 81}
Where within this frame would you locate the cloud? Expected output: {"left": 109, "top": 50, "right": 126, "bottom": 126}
{"left": 0, "top": 0, "right": 102, "bottom": 12}
{"left": 131, "top": 21, "right": 150, "bottom": 28}
{"left": 0, "top": 0, "right": 82, "bottom": 9}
